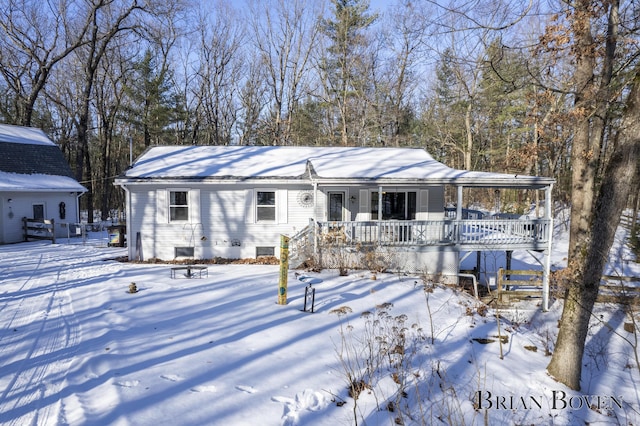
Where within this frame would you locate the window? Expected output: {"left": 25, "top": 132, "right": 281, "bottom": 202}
{"left": 371, "top": 191, "right": 416, "bottom": 220}
{"left": 175, "top": 247, "right": 194, "bottom": 257}
{"left": 170, "top": 191, "right": 189, "bottom": 221}
{"left": 256, "top": 247, "right": 275, "bottom": 257}
{"left": 256, "top": 191, "right": 276, "bottom": 221}
{"left": 33, "top": 203, "right": 45, "bottom": 220}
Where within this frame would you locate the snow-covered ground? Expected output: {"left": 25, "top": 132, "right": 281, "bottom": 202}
{"left": 0, "top": 218, "right": 639, "bottom": 426}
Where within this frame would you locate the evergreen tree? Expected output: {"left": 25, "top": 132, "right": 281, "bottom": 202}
{"left": 476, "top": 39, "right": 533, "bottom": 174}
{"left": 319, "top": 0, "right": 377, "bottom": 146}
{"left": 125, "top": 49, "right": 181, "bottom": 147}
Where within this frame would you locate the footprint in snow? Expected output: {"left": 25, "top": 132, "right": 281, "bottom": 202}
{"left": 236, "top": 385, "right": 257, "bottom": 394}
{"left": 160, "top": 374, "right": 183, "bottom": 382}
{"left": 114, "top": 380, "right": 140, "bottom": 388}
{"left": 190, "top": 384, "right": 218, "bottom": 393}
{"left": 271, "top": 396, "right": 295, "bottom": 404}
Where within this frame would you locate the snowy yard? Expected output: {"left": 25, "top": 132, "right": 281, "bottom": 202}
{"left": 0, "top": 226, "right": 639, "bottom": 425}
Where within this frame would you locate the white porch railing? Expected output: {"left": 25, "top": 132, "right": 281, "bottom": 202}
{"left": 316, "top": 219, "right": 551, "bottom": 250}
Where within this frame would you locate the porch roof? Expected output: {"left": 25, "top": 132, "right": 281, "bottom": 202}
{"left": 119, "top": 145, "right": 554, "bottom": 189}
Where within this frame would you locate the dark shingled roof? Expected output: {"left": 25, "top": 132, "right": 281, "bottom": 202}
{"left": 0, "top": 142, "right": 76, "bottom": 179}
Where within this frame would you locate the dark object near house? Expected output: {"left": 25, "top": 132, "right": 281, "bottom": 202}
{"left": 108, "top": 225, "right": 126, "bottom": 247}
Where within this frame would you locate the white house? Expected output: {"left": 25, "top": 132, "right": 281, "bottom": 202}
{"left": 115, "top": 145, "right": 556, "bottom": 304}
{"left": 0, "top": 124, "right": 86, "bottom": 244}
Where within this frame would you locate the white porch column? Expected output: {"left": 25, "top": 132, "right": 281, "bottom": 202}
{"left": 313, "top": 181, "right": 318, "bottom": 254}
{"left": 456, "top": 185, "right": 463, "bottom": 219}
{"left": 545, "top": 184, "right": 553, "bottom": 219}
{"left": 377, "top": 186, "right": 383, "bottom": 242}
{"left": 542, "top": 184, "right": 554, "bottom": 311}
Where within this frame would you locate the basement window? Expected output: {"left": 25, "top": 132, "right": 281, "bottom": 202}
{"left": 256, "top": 247, "right": 275, "bottom": 257}
{"left": 175, "top": 247, "right": 194, "bottom": 258}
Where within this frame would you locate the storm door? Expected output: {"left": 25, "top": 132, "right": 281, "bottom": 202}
{"left": 328, "top": 192, "right": 345, "bottom": 221}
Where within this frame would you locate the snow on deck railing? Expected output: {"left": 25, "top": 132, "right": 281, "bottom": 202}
{"left": 316, "top": 219, "right": 551, "bottom": 249}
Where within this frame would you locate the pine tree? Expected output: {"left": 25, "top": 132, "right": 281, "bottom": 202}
{"left": 319, "top": 0, "right": 377, "bottom": 146}
{"left": 124, "top": 49, "right": 181, "bottom": 148}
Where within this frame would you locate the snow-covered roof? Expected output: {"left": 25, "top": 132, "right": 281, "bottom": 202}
{"left": 0, "top": 124, "right": 56, "bottom": 146}
{"left": 0, "top": 124, "right": 86, "bottom": 192}
{"left": 120, "top": 145, "right": 554, "bottom": 188}
{"left": 0, "top": 171, "right": 86, "bottom": 192}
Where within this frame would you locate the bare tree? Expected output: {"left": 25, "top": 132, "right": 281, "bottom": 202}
{"left": 427, "top": 4, "right": 499, "bottom": 170}
{"left": 377, "top": 0, "right": 430, "bottom": 147}
{"left": 191, "top": 2, "right": 245, "bottom": 145}
{"left": 0, "top": 0, "right": 94, "bottom": 126}
{"left": 236, "top": 53, "right": 268, "bottom": 146}
{"left": 72, "top": 1, "right": 144, "bottom": 222}
{"left": 248, "top": 0, "right": 321, "bottom": 145}
{"left": 93, "top": 43, "right": 134, "bottom": 220}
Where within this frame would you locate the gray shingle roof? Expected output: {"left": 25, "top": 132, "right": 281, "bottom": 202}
{"left": 0, "top": 142, "right": 76, "bottom": 178}
{"left": 0, "top": 125, "right": 76, "bottom": 179}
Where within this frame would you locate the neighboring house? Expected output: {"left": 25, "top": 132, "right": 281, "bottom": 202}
{"left": 115, "top": 145, "right": 556, "bottom": 308}
{"left": 0, "top": 124, "right": 86, "bottom": 244}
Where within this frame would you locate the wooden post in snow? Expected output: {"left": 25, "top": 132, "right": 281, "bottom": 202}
{"left": 277, "top": 235, "right": 290, "bottom": 305}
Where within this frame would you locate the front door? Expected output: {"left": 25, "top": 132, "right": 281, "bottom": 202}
{"left": 328, "top": 192, "right": 345, "bottom": 221}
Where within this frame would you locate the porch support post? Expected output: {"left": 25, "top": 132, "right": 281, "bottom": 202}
{"left": 544, "top": 184, "right": 553, "bottom": 219}
{"left": 313, "top": 181, "right": 318, "bottom": 254}
{"left": 312, "top": 182, "right": 318, "bottom": 222}
{"left": 455, "top": 185, "right": 463, "bottom": 242}
{"left": 541, "top": 183, "right": 554, "bottom": 312}
{"left": 377, "top": 186, "right": 383, "bottom": 242}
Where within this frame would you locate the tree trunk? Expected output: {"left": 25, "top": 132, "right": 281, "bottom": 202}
{"left": 464, "top": 102, "right": 473, "bottom": 170}
{"left": 548, "top": 65, "right": 640, "bottom": 390}
{"left": 567, "top": 2, "right": 598, "bottom": 261}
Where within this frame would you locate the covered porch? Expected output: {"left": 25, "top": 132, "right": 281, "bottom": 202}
{"left": 297, "top": 178, "right": 555, "bottom": 311}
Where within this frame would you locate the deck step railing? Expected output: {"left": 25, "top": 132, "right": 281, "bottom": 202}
{"left": 288, "top": 220, "right": 317, "bottom": 268}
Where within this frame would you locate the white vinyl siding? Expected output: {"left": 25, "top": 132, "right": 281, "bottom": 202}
{"left": 416, "top": 190, "right": 429, "bottom": 220}
{"left": 356, "top": 189, "right": 370, "bottom": 220}
{"left": 244, "top": 189, "right": 255, "bottom": 223}
{"left": 277, "top": 189, "right": 288, "bottom": 223}
{"left": 189, "top": 189, "right": 201, "bottom": 223}
{"left": 156, "top": 189, "right": 167, "bottom": 223}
